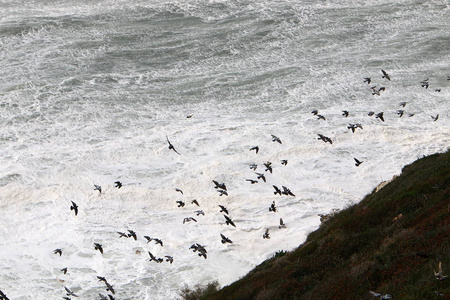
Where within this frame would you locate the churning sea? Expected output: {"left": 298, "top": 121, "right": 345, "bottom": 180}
{"left": 0, "top": 0, "right": 449, "bottom": 298}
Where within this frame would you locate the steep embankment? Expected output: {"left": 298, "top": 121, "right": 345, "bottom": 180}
{"left": 205, "top": 151, "right": 450, "bottom": 300}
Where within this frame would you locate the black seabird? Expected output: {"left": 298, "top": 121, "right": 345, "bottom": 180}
{"left": 435, "top": 88, "right": 441, "bottom": 92}
{"left": 246, "top": 179, "right": 258, "bottom": 184}
{"left": 97, "top": 276, "right": 107, "bottom": 282}
{"left": 219, "top": 205, "right": 229, "bottom": 215}
{"left": 431, "top": 114, "right": 439, "bottom": 121}
{"left": 342, "top": 110, "right": 349, "bottom": 117}
{"left": 61, "top": 267, "right": 68, "bottom": 274}
{"left": 347, "top": 124, "right": 363, "bottom": 133}
{"left": 264, "top": 162, "right": 273, "bottom": 173}
{"left": 354, "top": 158, "right": 363, "bottom": 166}
{"left": 420, "top": 78, "right": 429, "bottom": 89}
{"left": 144, "top": 236, "right": 152, "bottom": 243}
{"left": 183, "top": 217, "right": 197, "bottom": 223}
{"left": 271, "top": 134, "right": 282, "bottom": 144}
{"left": 99, "top": 294, "right": 108, "bottom": 300}
{"left": 279, "top": 218, "right": 286, "bottom": 229}
{"left": 70, "top": 201, "right": 78, "bottom": 216}
{"left": 281, "top": 159, "right": 288, "bottom": 165}
{"left": 212, "top": 180, "right": 227, "bottom": 191}
{"left": 191, "top": 199, "right": 200, "bottom": 206}
{"left": 317, "top": 134, "right": 333, "bottom": 144}
{"left": 399, "top": 101, "right": 406, "bottom": 107}
{"left": 105, "top": 282, "right": 115, "bottom": 294}
{"left": 256, "top": 172, "right": 266, "bottom": 182}
{"left": 195, "top": 210, "right": 205, "bottom": 216}
{"left": 249, "top": 163, "right": 258, "bottom": 171}
{"left": 368, "top": 111, "right": 375, "bottom": 116}
{"left": 114, "top": 181, "right": 122, "bottom": 189}
{"left": 64, "top": 286, "right": 78, "bottom": 297}
{"left": 224, "top": 215, "right": 236, "bottom": 227}
{"left": 153, "top": 238, "right": 163, "bottom": 246}
{"left": 0, "top": 290, "right": 10, "bottom": 300}
{"left": 317, "top": 114, "right": 326, "bottom": 120}
{"left": 175, "top": 188, "right": 183, "bottom": 194}
{"left": 217, "top": 189, "right": 228, "bottom": 196}
{"left": 397, "top": 110, "right": 404, "bottom": 117}
{"left": 273, "top": 185, "right": 282, "bottom": 195}
{"left": 381, "top": 69, "right": 390, "bottom": 81}
{"left": 117, "top": 232, "right": 128, "bottom": 238}
{"left": 249, "top": 146, "right": 259, "bottom": 154}
{"left": 269, "top": 201, "right": 277, "bottom": 212}
{"left": 220, "top": 234, "right": 233, "bottom": 244}
{"left": 166, "top": 136, "right": 180, "bottom": 155}
{"left": 94, "top": 184, "right": 102, "bottom": 193}
{"left": 94, "top": 243, "right": 103, "bottom": 254}
{"left": 375, "top": 112, "right": 385, "bottom": 122}
{"left": 311, "top": 110, "right": 318, "bottom": 115}
{"left": 165, "top": 255, "right": 174, "bottom": 264}
{"left": 363, "top": 77, "right": 371, "bottom": 84}
{"left": 282, "top": 186, "right": 295, "bottom": 196}
{"left": 176, "top": 200, "right": 185, "bottom": 207}
{"left": 54, "top": 248, "right": 62, "bottom": 256}
{"left": 148, "top": 251, "right": 157, "bottom": 262}
{"left": 263, "top": 229, "right": 270, "bottom": 239}
{"left": 127, "top": 230, "right": 137, "bottom": 240}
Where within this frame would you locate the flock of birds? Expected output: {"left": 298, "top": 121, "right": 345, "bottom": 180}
{"left": 0, "top": 71, "right": 447, "bottom": 300}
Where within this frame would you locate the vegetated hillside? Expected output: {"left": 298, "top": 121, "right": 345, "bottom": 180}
{"left": 205, "top": 150, "right": 450, "bottom": 300}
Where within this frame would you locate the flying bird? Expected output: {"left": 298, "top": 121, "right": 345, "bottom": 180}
{"left": 271, "top": 134, "right": 282, "bottom": 144}
{"left": 375, "top": 112, "right": 385, "bottom": 122}
{"left": 317, "top": 114, "right": 326, "bottom": 120}
{"left": 399, "top": 101, "right": 406, "bottom": 107}
{"left": 195, "top": 210, "right": 205, "bottom": 216}
{"left": 363, "top": 77, "right": 371, "bottom": 84}
{"left": 246, "top": 179, "right": 258, "bottom": 184}
{"left": 127, "top": 230, "right": 137, "bottom": 240}
{"left": 114, "top": 181, "right": 122, "bottom": 189}
{"left": 212, "top": 180, "right": 227, "bottom": 191}
{"left": 94, "top": 243, "right": 103, "bottom": 254}
{"left": 70, "top": 201, "right": 78, "bottom": 216}
{"left": 217, "top": 189, "right": 228, "bottom": 196}
{"left": 431, "top": 114, "right": 439, "bottom": 121}
{"left": 249, "top": 163, "right": 258, "bottom": 171}
{"left": 273, "top": 185, "right": 282, "bottom": 195}
{"left": 54, "top": 248, "right": 62, "bottom": 256}
{"left": 311, "top": 110, "right": 319, "bottom": 115}
{"left": 175, "top": 188, "right": 183, "bottom": 194}
{"left": 263, "top": 229, "right": 270, "bottom": 239}
{"left": 219, "top": 205, "right": 229, "bottom": 215}
{"left": 117, "top": 232, "right": 128, "bottom": 238}
{"left": 282, "top": 186, "right": 295, "bottom": 196}
{"left": 256, "top": 173, "right": 266, "bottom": 182}
{"left": 183, "top": 217, "right": 197, "bottom": 224}
{"left": 105, "top": 282, "right": 115, "bottom": 295}
{"left": 397, "top": 110, "right": 404, "bottom": 117}
{"left": 224, "top": 215, "right": 236, "bottom": 227}
{"left": 220, "top": 234, "right": 233, "bottom": 244}
{"left": 165, "top": 255, "right": 174, "bottom": 264}
{"left": 269, "top": 201, "right": 277, "bottom": 212}
{"left": 342, "top": 110, "right": 349, "bottom": 117}
{"left": 354, "top": 158, "right": 363, "bottom": 167}
{"left": 249, "top": 146, "right": 259, "bottom": 154}
{"left": 166, "top": 136, "right": 180, "bottom": 155}
{"left": 381, "top": 69, "right": 390, "bottom": 81}
{"left": 191, "top": 199, "right": 200, "bottom": 206}
{"left": 153, "top": 238, "right": 163, "bottom": 246}
{"left": 94, "top": 184, "right": 102, "bottom": 193}
{"left": 264, "top": 162, "right": 273, "bottom": 173}
{"left": 61, "top": 267, "right": 68, "bottom": 274}
{"left": 64, "top": 286, "right": 78, "bottom": 298}
{"left": 281, "top": 159, "right": 288, "bottom": 165}
{"left": 176, "top": 201, "right": 185, "bottom": 207}
{"left": 434, "top": 261, "right": 448, "bottom": 281}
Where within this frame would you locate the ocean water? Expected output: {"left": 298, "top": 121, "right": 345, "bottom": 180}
{"left": 0, "top": 0, "right": 449, "bottom": 298}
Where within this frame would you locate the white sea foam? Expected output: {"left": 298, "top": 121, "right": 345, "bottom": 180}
{"left": 0, "top": 0, "right": 449, "bottom": 299}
